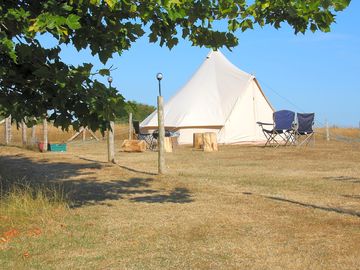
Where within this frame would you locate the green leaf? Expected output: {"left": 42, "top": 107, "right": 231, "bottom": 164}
{"left": 90, "top": 0, "right": 100, "bottom": 5}
{"left": 261, "top": 2, "right": 270, "bottom": 10}
{"left": 99, "top": 68, "right": 110, "bottom": 76}
{"left": 66, "top": 14, "right": 81, "bottom": 30}
{"left": 130, "top": 4, "right": 137, "bottom": 13}
{"left": 105, "top": 0, "right": 117, "bottom": 9}
{"left": 0, "top": 38, "right": 17, "bottom": 62}
{"left": 33, "top": 67, "right": 50, "bottom": 78}
{"left": 310, "top": 23, "right": 318, "bottom": 32}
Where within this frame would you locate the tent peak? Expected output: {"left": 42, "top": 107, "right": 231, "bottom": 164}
{"left": 205, "top": 49, "right": 254, "bottom": 79}
{"left": 206, "top": 49, "right": 223, "bottom": 59}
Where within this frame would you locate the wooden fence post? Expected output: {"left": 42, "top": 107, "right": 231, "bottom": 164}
{"left": 128, "top": 112, "right": 133, "bottom": 140}
{"left": 43, "top": 118, "right": 48, "bottom": 151}
{"left": 4, "top": 116, "right": 12, "bottom": 145}
{"left": 31, "top": 125, "right": 37, "bottom": 145}
{"left": 107, "top": 121, "right": 115, "bottom": 163}
{"left": 326, "top": 120, "right": 330, "bottom": 142}
{"left": 157, "top": 96, "right": 165, "bottom": 174}
{"left": 82, "top": 127, "right": 86, "bottom": 141}
{"left": 21, "top": 120, "right": 27, "bottom": 146}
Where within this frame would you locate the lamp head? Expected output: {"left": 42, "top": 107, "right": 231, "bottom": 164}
{"left": 107, "top": 76, "right": 113, "bottom": 84}
{"left": 156, "top": 73, "right": 163, "bottom": 81}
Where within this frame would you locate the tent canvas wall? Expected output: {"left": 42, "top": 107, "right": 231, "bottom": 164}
{"left": 141, "top": 50, "right": 274, "bottom": 145}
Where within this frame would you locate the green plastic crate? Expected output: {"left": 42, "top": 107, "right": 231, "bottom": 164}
{"left": 48, "top": 143, "right": 67, "bottom": 152}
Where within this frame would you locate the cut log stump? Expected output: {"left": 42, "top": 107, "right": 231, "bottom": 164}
{"left": 210, "top": 132, "right": 218, "bottom": 151}
{"left": 202, "top": 132, "right": 218, "bottom": 152}
{"left": 121, "top": 140, "right": 146, "bottom": 152}
{"left": 193, "top": 133, "right": 203, "bottom": 149}
{"left": 164, "top": 137, "right": 173, "bottom": 153}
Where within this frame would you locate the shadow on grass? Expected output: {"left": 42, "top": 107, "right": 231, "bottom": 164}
{"left": 65, "top": 178, "right": 158, "bottom": 207}
{"left": 0, "top": 154, "right": 101, "bottom": 185}
{"left": 130, "top": 188, "right": 193, "bottom": 204}
{"left": 0, "top": 155, "right": 193, "bottom": 207}
{"left": 342, "top": 194, "right": 360, "bottom": 200}
{"left": 266, "top": 196, "right": 360, "bottom": 218}
{"left": 118, "top": 165, "right": 158, "bottom": 176}
{"left": 77, "top": 156, "right": 157, "bottom": 176}
{"left": 323, "top": 176, "right": 360, "bottom": 184}
{"left": 242, "top": 191, "right": 360, "bottom": 218}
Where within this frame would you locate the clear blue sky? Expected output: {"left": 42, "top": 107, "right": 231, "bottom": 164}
{"left": 51, "top": 2, "right": 360, "bottom": 127}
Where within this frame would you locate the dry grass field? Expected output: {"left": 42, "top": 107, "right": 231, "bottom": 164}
{"left": 1, "top": 124, "right": 360, "bottom": 269}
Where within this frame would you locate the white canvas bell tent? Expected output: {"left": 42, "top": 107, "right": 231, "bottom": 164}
{"left": 140, "top": 50, "right": 274, "bottom": 145}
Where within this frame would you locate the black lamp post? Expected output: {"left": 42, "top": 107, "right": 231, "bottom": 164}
{"left": 107, "top": 76, "right": 113, "bottom": 88}
{"left": 156, "top": 72, "right": 163, "bottom": 96}
{"left": 107, "top": 75, "right": 115, "bottom": 163}
{"left": 156, "top": 72, "right": 165, "bottom": 174}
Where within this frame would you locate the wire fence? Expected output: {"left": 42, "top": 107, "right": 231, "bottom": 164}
{"left": 311, "top": 127, "right": 360, "bottom": 145}
{"left": 1, "top": 119, "right": 360, "bottom": 149}
{"left": 0, "top": 122, "right": 131, "bottom": 148}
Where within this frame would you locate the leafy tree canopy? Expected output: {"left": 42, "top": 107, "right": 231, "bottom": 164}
{"left": 0, "top": 0, "right": 351, "bottom": 131}
{"left": 117, "top": 101, "right": 156, "bottom": 123}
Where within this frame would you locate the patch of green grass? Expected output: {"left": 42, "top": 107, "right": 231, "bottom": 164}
{"left": 0, "top": 180, "right": 67, "bottom": 267}
{"left": 0, "top": 180, "right": 104, "bottom": 269}
{"left": 0, "top": 180, "right": 68, "bottom": 233}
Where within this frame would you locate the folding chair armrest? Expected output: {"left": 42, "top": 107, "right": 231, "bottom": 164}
{"left": 256, "top": 122, "right": 274, "bottom": 127}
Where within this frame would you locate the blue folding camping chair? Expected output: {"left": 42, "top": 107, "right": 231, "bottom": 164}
{"left": 294, "top": 113, "right": 315, "bottom": 146}
{"left": 257, "top": 110, "right": 296, "bottom": 147}
{"left": 132, "top": 121, "right": 155, "bottom": 150}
